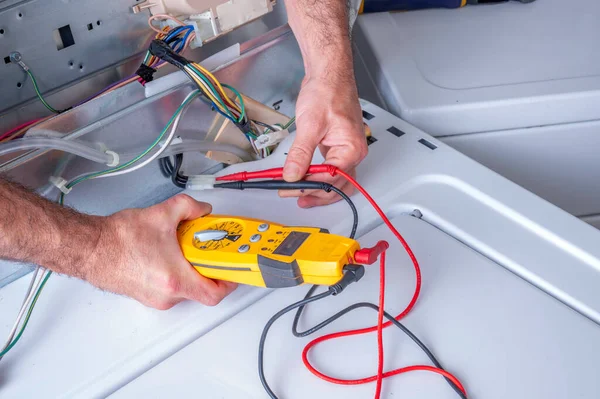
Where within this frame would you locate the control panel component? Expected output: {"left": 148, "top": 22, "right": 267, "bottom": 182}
{"left": 133, "top": 0, "right": 276, "bottom": 47}
{"left": 177, "top": 215, "right": 361, "bottom": 288}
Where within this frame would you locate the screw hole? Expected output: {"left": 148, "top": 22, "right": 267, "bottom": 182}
{"left": 16, "top": 82, "right": 22, "bottom": 88}
{"left": 79, "top": 64, "right": 84, "bottom": 71}
{"left": 0, "top": 29, "right": 5, "bottom": 35}
{"left": 96, "top": 20, "right": 102, "bottom": 26}
{"left": 17, "top": 12, "right": 22, "bottom": 18}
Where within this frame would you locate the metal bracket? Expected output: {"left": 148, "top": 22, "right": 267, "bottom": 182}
{"left": 0, "top": 0, "right": 150, "bottom": 114}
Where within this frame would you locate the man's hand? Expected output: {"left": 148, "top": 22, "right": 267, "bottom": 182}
{"left": 281, "top": 75, "right": 367, "bottom": 208}
{"left": 85, "top": 195, "right": 237, "bottom": 310}
{"left": 283, "top": 0, "right": 368, "bottom": 207}
{"left": 0, "top": 177, "right": 236, "bottom": 311}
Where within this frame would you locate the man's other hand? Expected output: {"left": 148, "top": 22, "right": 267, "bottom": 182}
{"left": 85, "top": 195, "right": 237, "bottom": 310}
{"left": 281, "top": 75, "right": 368, "bottom": 208}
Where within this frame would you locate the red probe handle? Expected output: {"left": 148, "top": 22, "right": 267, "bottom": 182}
{"left": 354, "top": 241, "right": 390, "bottom": 265}
{"left": 216, "top": 165, "right": 337, "bottom": 182}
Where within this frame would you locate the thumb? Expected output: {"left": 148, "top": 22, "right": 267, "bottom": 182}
{"left": 284, "top": 132, "right": 321, "bottom": 182}
{"left": 163, "top": 194, "right": 212, "bottom": 223}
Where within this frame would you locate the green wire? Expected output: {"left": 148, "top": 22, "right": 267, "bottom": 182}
{"left": 3, "top": 92, "right": 202, "bottom": 357}
{"left": 27, "top": 70, "right": 61, "bottom": 114}
{"left": 222, "top": 84, "right": 246, "bottom": 123}
{"left": 283, "top": 116, "right": 296, "bottom": 130}
{"left": 186, "top": 65, "right": 235, "bottom": 121}
{"left": 67, "top": 90, "right": 201, "bottom": 188}
{"left": 0, "top": 271, "right": 52, "bottom": 358}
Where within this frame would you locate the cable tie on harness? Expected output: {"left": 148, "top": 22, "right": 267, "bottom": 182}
{"left": 149, "top": 40, "right": 189, "bottom": 69}
{"left": 49, "top": 176, "right": 72, "bottom": 195}
{"left": 105, "top": 150, "right": 119, "bottom": 167}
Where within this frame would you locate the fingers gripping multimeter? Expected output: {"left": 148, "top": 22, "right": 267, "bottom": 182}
{"left": 177, "top": 215, "right": 361, "bottom": 288}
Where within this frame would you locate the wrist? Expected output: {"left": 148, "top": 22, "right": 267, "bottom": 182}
{"left": 302, "top": 43, "right": 355, "bottom": 85}
{"left": 285, "top": 0, "right": 354, "bottom": 84}
{"left": 80, "top": 214, "right": 123, "bottom": 285}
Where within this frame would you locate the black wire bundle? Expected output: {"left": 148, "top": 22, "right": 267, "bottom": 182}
{"left": 159, "top": 154, "right": 188, "bottom": 189}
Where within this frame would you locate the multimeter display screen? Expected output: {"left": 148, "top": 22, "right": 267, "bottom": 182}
{"left": 273, "top": 231, "right": 310, "bottom": 256}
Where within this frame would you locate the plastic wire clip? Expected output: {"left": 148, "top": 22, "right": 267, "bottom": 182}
{"left": 105, "top": 150, "right": 119, "bottom": 167}
{"left": 49, "top": 176, "right": 72, "bottom": 195}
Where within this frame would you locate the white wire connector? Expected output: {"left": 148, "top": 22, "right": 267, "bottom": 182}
{"left": 254, "top": 130, "right": 289, "bottom": 150}
{"left": 49, "top": 176, "right": 72, "bottom": 195}
{"left": 105, "top": 150, "right": 119, "bottom": 167}
{"left": 186, "top": 175, "right": 216, "bottom": 190}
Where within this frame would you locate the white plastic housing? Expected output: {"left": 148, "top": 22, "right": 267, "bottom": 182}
{"left": 136, "top": 0, "right": 275, "bottom": 47}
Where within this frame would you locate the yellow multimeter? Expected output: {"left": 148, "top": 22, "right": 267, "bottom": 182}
{"left": 177, "top": 215, "right": 361, "bottom": 288}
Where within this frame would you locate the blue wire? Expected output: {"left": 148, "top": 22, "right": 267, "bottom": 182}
{"left": 171, "top": 39, "right": 184, "bottom": 52}
{"left": 167, "top": 26, "right": 193, "bottom": 41}
{"left": 165, "top": 26, "right": 188, "bottom": 42}
{"left": 197, "top": 95, "right": 238, "bottom": 124}
{"left": 180, "top": 28, "right": 193, "bottom": 49}
{"left": 165, "top": 26, "right": 194, "bottom": 53}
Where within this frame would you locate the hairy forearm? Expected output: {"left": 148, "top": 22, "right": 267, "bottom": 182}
{"left": 0, "top": 177, "right": 102, "bottom": 278}
{"left": 285, "top": 0, "right": 354, "bottom": 81}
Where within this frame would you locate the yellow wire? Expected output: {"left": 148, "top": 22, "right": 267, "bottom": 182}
{"left": 183, "top": 66, "right": 230, "bottom": 115}
{"left": 189, "top": 62, "right": 240, "bottom": 112}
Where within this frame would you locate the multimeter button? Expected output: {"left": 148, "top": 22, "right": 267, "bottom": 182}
{"left": 194, "top": 230, "right": 228, "bottom": 242}
{"left": 258, "top": 223, "right": 270, "bottom": 232}
{"left": 238, "top": 244, "right": 250, "bottom": 253}
{"left": 250, "top": 234, "right": 261, "bottom": 243}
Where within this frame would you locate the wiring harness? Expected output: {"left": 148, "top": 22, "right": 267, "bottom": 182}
{"left": 148, "top": 38, "right": 281, "bottom": 159}
{"left": 1, "top": 22, "right": 196, "bottom": 143}
{"left": 211, "top": 165, "right": 468, "bottom": 399}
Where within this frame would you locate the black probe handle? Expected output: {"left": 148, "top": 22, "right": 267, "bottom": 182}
{"left": 215, "top": 180, "right": 334, "bottom": 192}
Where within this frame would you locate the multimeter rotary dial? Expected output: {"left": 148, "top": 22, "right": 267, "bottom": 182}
{"left": 193, "top": 220, "right": 244, "bottom": 251}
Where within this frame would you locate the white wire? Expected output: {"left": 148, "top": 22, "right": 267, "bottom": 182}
{"left": 0, "top": 267, "right": 44, "bottom": 359}
{"left": 94, "top": 90, "right": 199, "bottom": 180}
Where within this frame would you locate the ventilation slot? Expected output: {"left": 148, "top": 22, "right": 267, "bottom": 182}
{"left": 418, "top": 139, "right": 437, "bottom": 150}
{"left": 362, "top": 110, "right": 375, "bottom": 120}
{"left": 387, "top": 126, "right": 405, "bottom": 137}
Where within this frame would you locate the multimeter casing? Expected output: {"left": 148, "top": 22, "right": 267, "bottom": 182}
{"left": 177, "top": 215, "right": 360, "bottom": 288}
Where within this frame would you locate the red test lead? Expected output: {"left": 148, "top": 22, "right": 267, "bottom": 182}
{"left": 226, "top": 164, "right": 467, "bottom": 398}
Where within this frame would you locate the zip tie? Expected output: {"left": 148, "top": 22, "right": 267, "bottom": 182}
{"left": 105, "top": 150, "right": 119, "bottom": 167}
{"left": 49, "top": 176, "right": 72, "bottom": 195}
